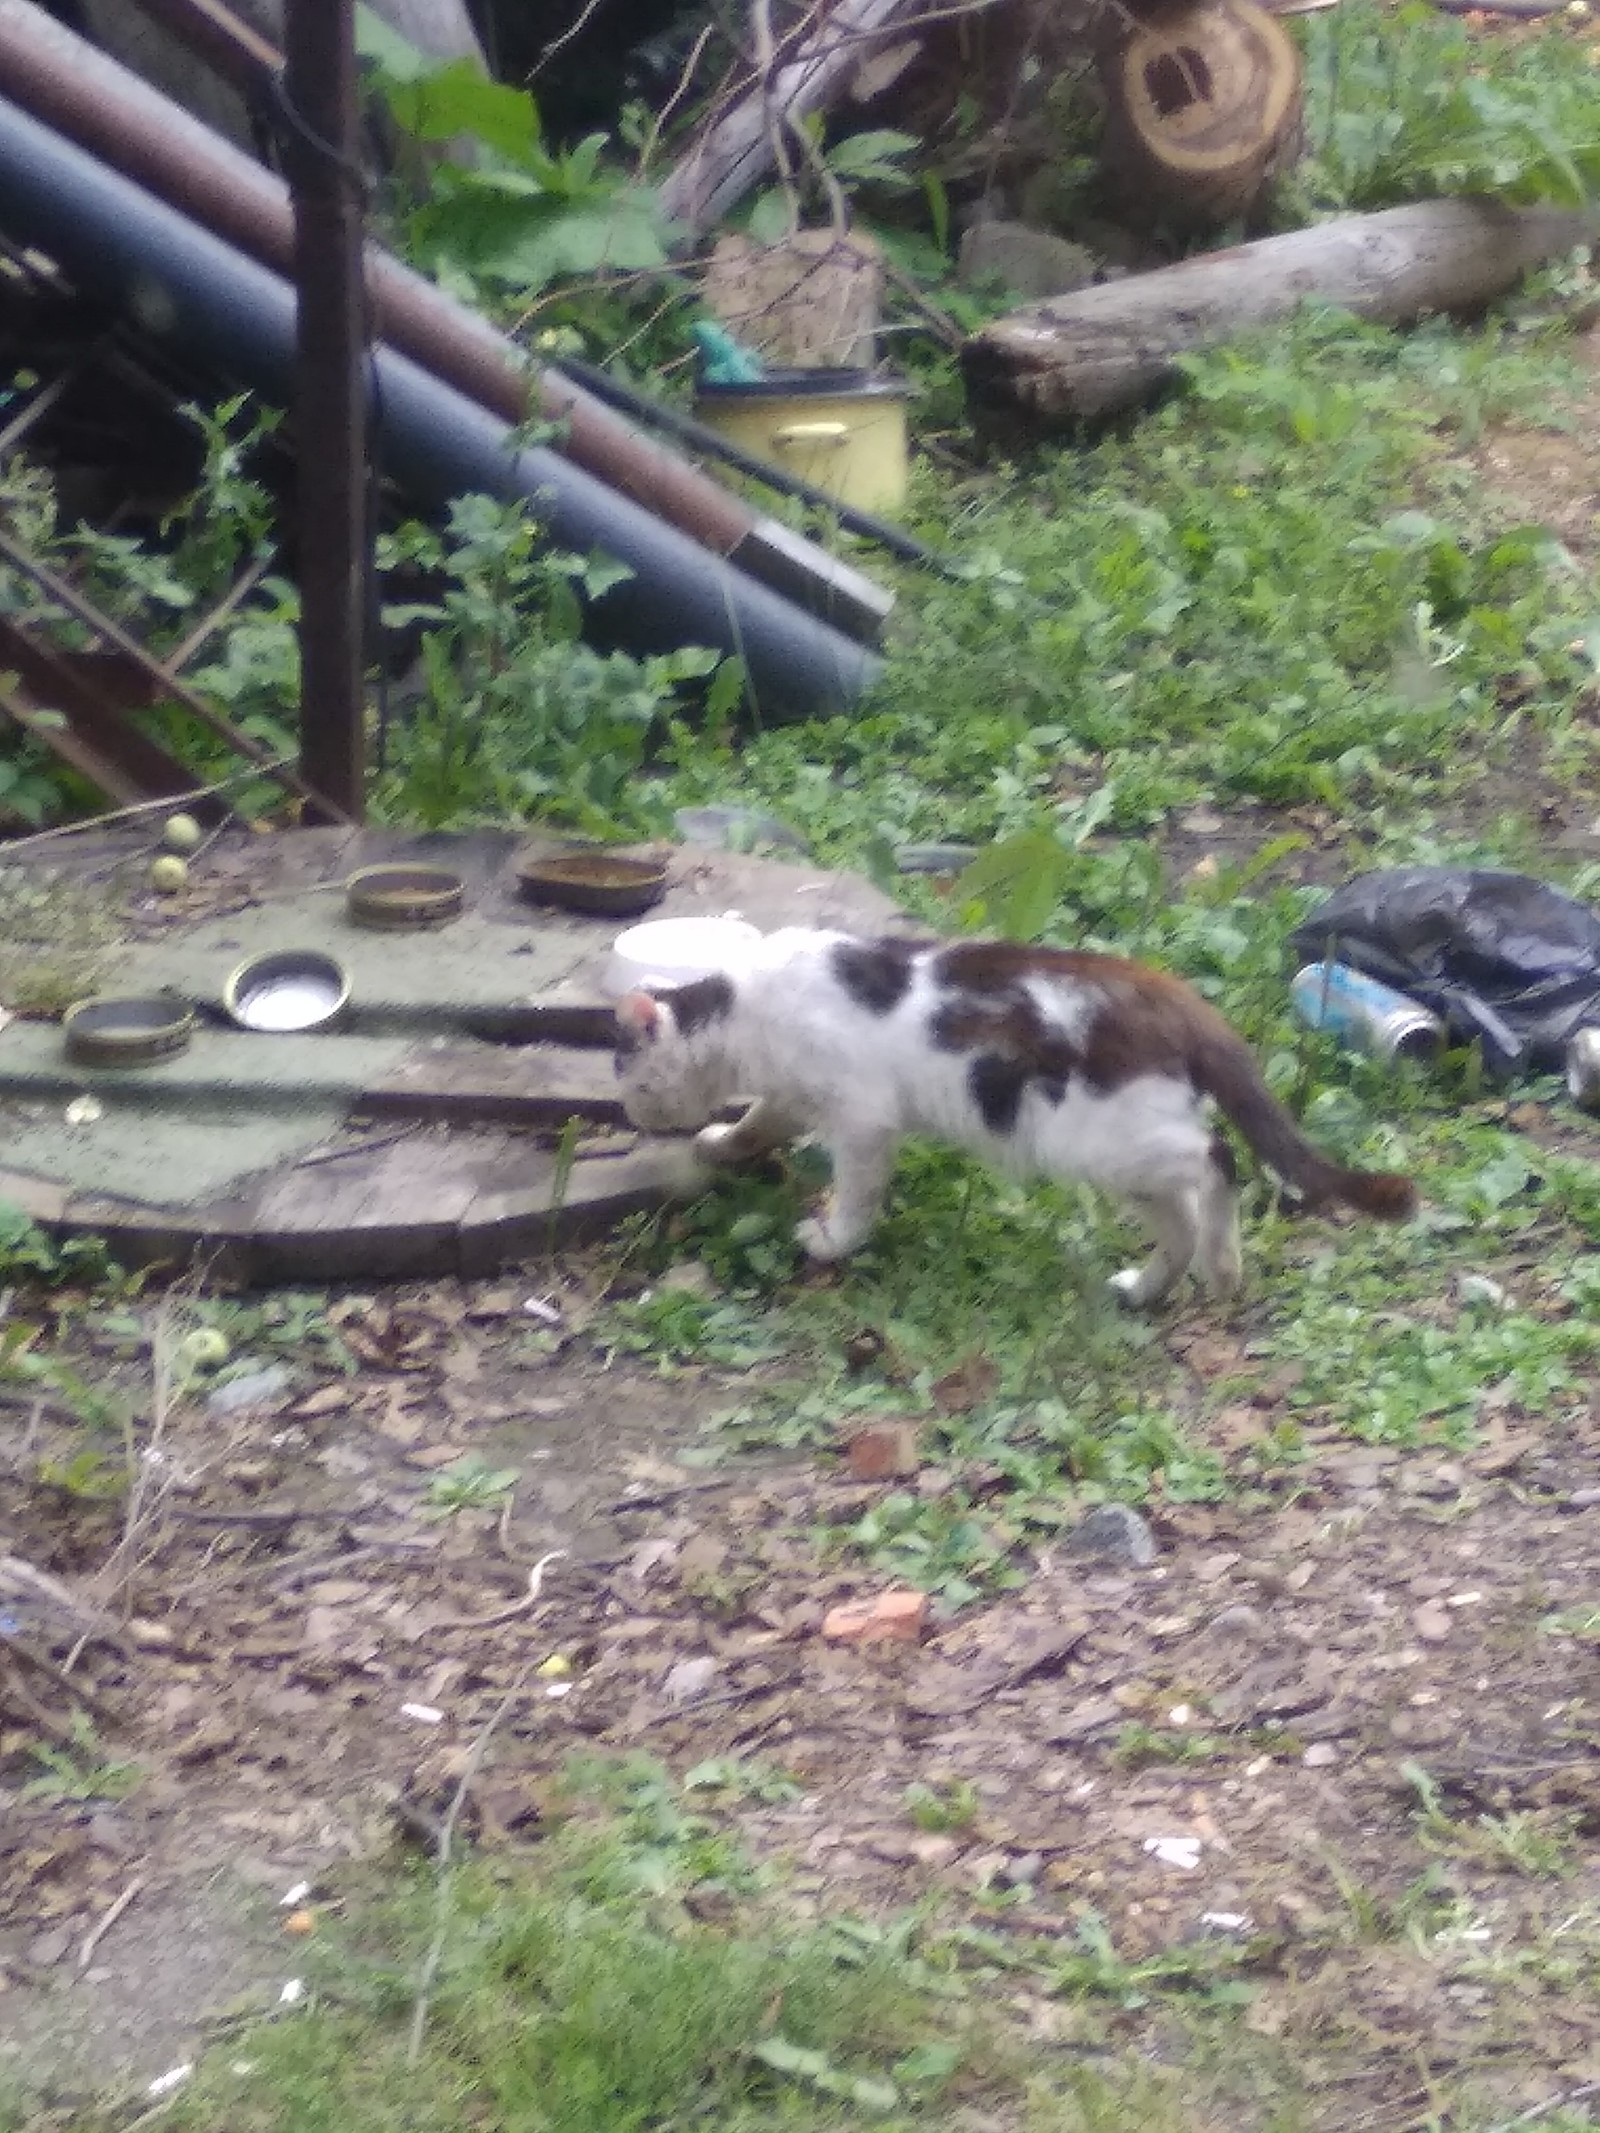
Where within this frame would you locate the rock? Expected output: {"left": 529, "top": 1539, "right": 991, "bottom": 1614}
{"left": 1413, "top": 1601, "right": 1452, "bottom": 1644}
{"left": 673, "top": 805, "right": 805, "bottom": 854}
{"left": 27, "top": 1925, "right": 73, "bottom": 1968}
{"left": 207, "top": 1364, "right": 293, "bottom": 1416}
{"left": 1565, "top": 1486, "right": 1600, "bottom": 1509}
{"left": 958, "top": 220, "right": 1098, "bottom": 300}
{"left": 844, "top": 1420, "right": 921, "bottom": 1482}
{"left": 1210, "top": 1603, "right": 1268, "bottom": 1640}
{"left": 663, "top": 1656, "right": 720, "bottom": 1704}
{"left": 1302, "top": 1742, "right": 1339, "bottom": 1768}
{"left": 906, "top": 1832, "right": 960, "bottom": 1867}
{"left": 1065, "top": 1503, "right": 1157, "bottom": 1569}
{"left": 821, "top": 1590, "right": 929, "bottom": 1644}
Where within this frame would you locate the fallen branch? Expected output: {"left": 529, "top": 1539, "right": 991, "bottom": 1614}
{"left": 78, "top": 1872, "right": 147, "bottom": 1973}
{"left": 659, "top": 0, "right": 1001, "bottom": 235}
{"left": 963, "top": 197, "right": 1599, "bottom": 431}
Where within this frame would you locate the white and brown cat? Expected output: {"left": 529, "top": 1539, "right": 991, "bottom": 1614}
{"left": 613, "top": 928, "right": 1416, "bottom": 1306}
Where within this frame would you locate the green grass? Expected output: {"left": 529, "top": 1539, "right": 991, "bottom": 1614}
{"left": 24, "top": 1756, "right": 1227, "bottom": 2133}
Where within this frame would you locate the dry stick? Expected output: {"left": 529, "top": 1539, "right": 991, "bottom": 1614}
{"left": 0, "top": 755, "right": 299, "bottom": 861}
{"left": 1488, "top": 2079, "right": 1600, "bottom": 2133}
{"left": 633, "top": 20, "right": 717, "bottom": 181}
{"left": 5, "top": 1633, "right": 122, "bottom": 1721}
{"left": 78, "top": 1872, "right": 147, "bottom": 1973}
{"left": 406, "top": 1663, "right": 536, "bottom": 2067}
{"left": 429, "top": 1549, "right": 567, "bottom": 1634}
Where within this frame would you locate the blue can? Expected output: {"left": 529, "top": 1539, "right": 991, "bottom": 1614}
{"left": 1291, "top": 961, "right": 1444, "bottom": 1063}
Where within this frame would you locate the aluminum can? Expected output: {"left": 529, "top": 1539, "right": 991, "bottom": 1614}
{"left": 1290, "top": 962, "right": 1445, "bottom": 1064}
{"left": 1566, "top": 1026, "right": 1600, "bottom": 1111}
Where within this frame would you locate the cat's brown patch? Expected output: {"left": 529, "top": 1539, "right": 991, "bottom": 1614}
{"left": 663, "top": 972, "right": 736, "bottom": 1036}
{"left": 832, "top": 936, "right": 924, "bottom": 1016}
{"left": 932, "top": 940, "right": 1417, "bottom": 1218}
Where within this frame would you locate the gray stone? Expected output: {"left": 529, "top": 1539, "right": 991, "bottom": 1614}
{"left": 207, "top": 1365, "right": 294, "bottom": 1417}
{"left": 663, "top": 1656, "right": 719, "bottom": 1705}
{"left": 958, "top": 220, "right": 1098, "bottom": 301}
{"left": 1065, "top": 1503, "right": 1157, "bottom": 1568}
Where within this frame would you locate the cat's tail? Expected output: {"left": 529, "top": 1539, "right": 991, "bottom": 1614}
{"left": 1196, "top": 1026, "right": 1418, "bottom": 1220}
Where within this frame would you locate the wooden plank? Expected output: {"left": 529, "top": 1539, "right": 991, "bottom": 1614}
{"left": 250, "top": 1131, "right": 477, "bottom": 1278}
{"left": 358, "top": 1042, "right": 623, "bottom": 1126}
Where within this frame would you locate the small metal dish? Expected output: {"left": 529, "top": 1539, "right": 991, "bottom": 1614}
{"left": 518, "top": 851, "right": 668, "bottom": 918}
{"left": 63, "top": 993, "right": 195, "bottom": 1068}
{"left": 222, "top": 949, "right": 350, "bottom": 1033}
{"left": 346, "top": 864, "right": 466, "bottom": 930}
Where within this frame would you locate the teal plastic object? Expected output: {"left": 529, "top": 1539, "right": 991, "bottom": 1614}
{"left": 691, "top": 320, "right": 766, "bottom": 385}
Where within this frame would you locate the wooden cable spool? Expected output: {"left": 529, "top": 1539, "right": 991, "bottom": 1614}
{"left": 1099, "top": 0, "right": 1305, "bottom": 232}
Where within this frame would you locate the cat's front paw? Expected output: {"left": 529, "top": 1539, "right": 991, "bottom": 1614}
{"left": 694, "top": 1121, "right": 746, "bottom": 1165}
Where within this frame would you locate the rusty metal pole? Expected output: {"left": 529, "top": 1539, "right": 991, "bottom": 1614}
{"left": 282, "top": 0, "right": 366, "bottom": 823}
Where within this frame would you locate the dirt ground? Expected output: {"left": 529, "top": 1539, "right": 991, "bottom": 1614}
{"left": 5, "top": 292, "right": 1600, "bottom": 2133}
{"left": 1, "top": 1262, "right": 1598, "bottom": 2128}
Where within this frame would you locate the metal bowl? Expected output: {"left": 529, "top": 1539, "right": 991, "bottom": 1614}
{"left": 345, "top": 864, "right": 465, "bottom": 931}
{"left": 517, "top": 851, "right": 668, "bottom": 918}
{"left": 63, "top": 993, "right": 195, "bottom": 1067}
{"left": 222, "top": 949, "right": 349, "bottom": 1033}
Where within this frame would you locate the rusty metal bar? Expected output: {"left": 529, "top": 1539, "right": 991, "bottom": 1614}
{"left": 0, "top": 528, "right": 347, "bottom": 816}
{"left": 281, "top": 0, "right": 367, "bottom": 823}
{"left": 0, "top": 0, "right": 890, "bottom": 642}
{"left": 0, "top": 359, "right": 84, "bottom": 455}
{"left": 164, "top": 552, "right": 273, "bottom": 673}
{"left": 119, "top": 0, "right": 279, "bottom": 95}
{"left": 0, "top": 622, "right": 207, "bottom": 802}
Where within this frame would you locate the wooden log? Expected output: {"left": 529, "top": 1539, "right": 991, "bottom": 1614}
{"left": 1099, "top": 0, "right": 1304, "bottom": 233}
{"left": 962, "top": 197, "right": 1598, "bottom": 433}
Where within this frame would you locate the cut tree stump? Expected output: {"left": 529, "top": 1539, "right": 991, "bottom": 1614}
{"left": 963, "top": 197, "right": 1598, "bottom": 433}
{"left": 703, "top": 230, "right": 884, "bottom": 367}
{"left": 1099, "top": 0, "right": 1304, "bottom": 232}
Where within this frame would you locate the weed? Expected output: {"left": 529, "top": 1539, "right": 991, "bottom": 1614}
{"left": 373, "top": 494, "right": 727, "bottom": 833}
{"left": 421, "top": 1453, "right": 518, "bottom": 1518}
{"left": 21, "top": 1713, "right": 142, "bottom": 1804}
{"left": 904, "top": 1778, "right": 981, "bottom": 1832}
{"left": 1112, "top": 1722, "right": 1230, "bottom": 1769}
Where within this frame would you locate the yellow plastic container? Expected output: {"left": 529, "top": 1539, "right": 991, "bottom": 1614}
{"left": 693, "top": 368, "right": 910, "bottom": 516}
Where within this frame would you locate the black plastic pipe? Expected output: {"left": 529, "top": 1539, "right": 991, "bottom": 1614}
{"left": 0, "top": 93, "right": 881, "bottom": 722}
{"left": 554, "top": 356, "right": 950, "bottom": 574}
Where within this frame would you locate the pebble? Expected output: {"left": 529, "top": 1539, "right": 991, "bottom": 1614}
{"left": 673, "top": 804, "right": 805, "bottom": 853}
{"left": 1565, "top": 1487, "right": 1600, "bottom": 1510}
{"left": 1065, "top": 1503, "right": 1156, "bottom": 1569}
{"left": 207, "top": 1365, "right": 293, "bottom": 1417}
{"left": 1413, "top": 1601, "right": 1453, "bottom": 1644}
{"left": 662, "top": 1656, "right": 719, "bottom": 1704}
{"left": 1209, "top": 1603, "right": 1268, "bottom": 1640}
{"left": 1302, "top": 1743, "right": 1339, "bottom": 1768}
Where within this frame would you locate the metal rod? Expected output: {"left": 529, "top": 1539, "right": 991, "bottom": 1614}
{"left": 0, "top": 528, "right": 343, "bottom": 813}
{"left": 0, "top": 93, "right": 880, "bottom": 720}
{"left": 282, "top": 0, "right": 367, "bottom": 823}
{"left": 18, "top": 0, "right": 889, "bottom": 644}
{"left": 554, "top": 357, "right": 948, "bottom": 572}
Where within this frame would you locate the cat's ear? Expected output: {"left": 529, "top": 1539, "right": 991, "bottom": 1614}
{"left": 616, "top": 990, "right": 664, "bottom": 1041}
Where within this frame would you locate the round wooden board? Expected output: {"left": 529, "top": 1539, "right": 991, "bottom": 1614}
{"left": 0, "top": 822, "right": 907, "bottom": 1279}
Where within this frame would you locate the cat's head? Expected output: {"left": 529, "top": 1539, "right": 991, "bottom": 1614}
{"left": 612, "top": 974, "right": 735, "bottom": 1132}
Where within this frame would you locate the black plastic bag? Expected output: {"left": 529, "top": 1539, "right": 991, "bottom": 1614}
{"left": 1288, "top": 867, "right": 1600, "bottom": 1076}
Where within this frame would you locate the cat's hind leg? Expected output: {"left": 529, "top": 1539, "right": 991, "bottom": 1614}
{"left": 1193, "top": 1135, "right": 1243, "bottom": 1298}
{"left": 696, "top": 1099, "right": 796, "bottom": 1166}
{"left": 796, "top": 1133, "right": 897, "bottom": 1261}
{"left": 1109, "top": 1187, "right": 1202, "bottom": 1309}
